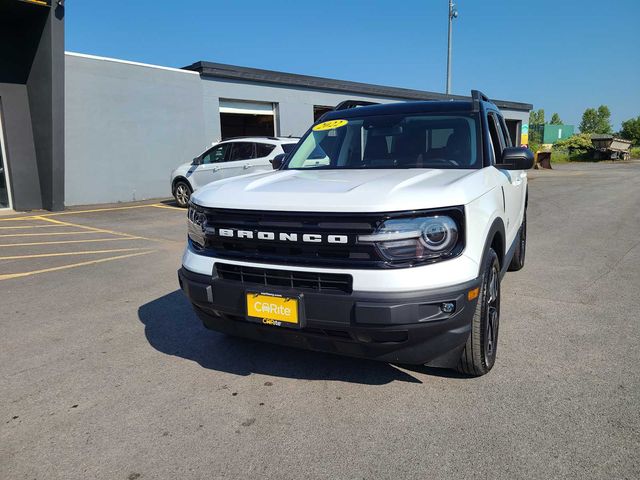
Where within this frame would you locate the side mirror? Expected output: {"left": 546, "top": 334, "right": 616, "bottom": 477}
{"left": 271, "top": 153, "right": 286, "bottom": 170}
{"left": 499, "top": 147, "right": 534, "bottom": 170}
{"left": 192, "top": 156, "right": 203, "bottom": 166}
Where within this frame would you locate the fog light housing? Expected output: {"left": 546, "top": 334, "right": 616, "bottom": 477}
{"left": 440, "top": 302, "right": 456, "bottom": 314}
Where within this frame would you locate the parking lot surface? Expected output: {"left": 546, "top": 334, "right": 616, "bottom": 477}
{"left": 1, "top": 162, "right": 639, "bottom": 479}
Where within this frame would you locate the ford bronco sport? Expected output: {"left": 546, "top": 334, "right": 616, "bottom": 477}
{"left": 178, "top": 91, "right": 533, "bottom": 376}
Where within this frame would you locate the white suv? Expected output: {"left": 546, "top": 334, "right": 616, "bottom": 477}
{"left": 170, "top": 137, "right": 298, "bottom": 207}
{"left": 178, "top": 92, "right": 533, "bottom": 376}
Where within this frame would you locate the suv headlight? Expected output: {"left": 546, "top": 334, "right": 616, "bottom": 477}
{"left": 358, "top": 215, "right": 461, "bottom": 262}
{"left": 187, "top": 202, "right": 206, "bottom": 248}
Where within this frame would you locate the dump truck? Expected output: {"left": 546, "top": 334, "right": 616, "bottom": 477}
{"left": 591, "top": 135, "right": 632, "bottom": 160}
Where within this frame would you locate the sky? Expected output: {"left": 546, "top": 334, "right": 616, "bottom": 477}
{"left": 66, "top": 0, "right": 640, "bottom": 130}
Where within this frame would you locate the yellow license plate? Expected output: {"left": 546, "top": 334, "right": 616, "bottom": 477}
{"left": 246, "top": 293, "right": 299, "bottom": 326}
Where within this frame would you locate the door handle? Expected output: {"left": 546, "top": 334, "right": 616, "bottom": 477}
{"left": 212, "top": 167, "right": 220, "bottom": 172}
{"left": 243, "top": 165, "right": 250, "bottom": 169}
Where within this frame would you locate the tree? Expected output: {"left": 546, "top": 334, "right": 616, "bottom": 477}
{"left": 579, "top": 105, "right": 612, "bottom": 134}
{"left": 529, "top": 109, "right": 546, "bottom": 143}
{"left": 529, "top": 109, "right": 545, "bottom": 126}
{"left": 550, "top": 113, "right": 563, "bottom": 125}
{"left": 620, "top": 116, "right": 640, "bottom": 146}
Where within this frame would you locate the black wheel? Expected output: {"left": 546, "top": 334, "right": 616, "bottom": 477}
{"left": 508, "top": 212, "right": 527, "bottom": 271}
{"left": 457, "top": 248, "right": 500, "bottom": 376}
{"left": 173, "top": 180, "right": 192, "bottom": 208}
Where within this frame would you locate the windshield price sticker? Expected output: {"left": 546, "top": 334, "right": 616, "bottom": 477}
{"left": 313, "top": 119, "right": 349, "bottom": 131}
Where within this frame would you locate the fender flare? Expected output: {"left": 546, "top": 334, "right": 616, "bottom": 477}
{"left": 479, "top": 217, "right": 506, "bottom": 273}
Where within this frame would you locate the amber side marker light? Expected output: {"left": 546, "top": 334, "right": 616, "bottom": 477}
{"left": 468, "top": 287, "right": 480, "bottom": 301}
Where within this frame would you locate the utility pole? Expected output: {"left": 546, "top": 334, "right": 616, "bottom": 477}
{"left": 446, "top": 0, "right": 458, "bottom": 94}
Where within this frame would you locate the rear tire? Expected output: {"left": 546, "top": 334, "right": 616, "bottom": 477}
{"left": 456, "top": 248, "right": 500, "bottom": 376}
{"left": 508, "top": 212, "right": 527, "bottom": 271}
{"left": 173, "top": 180, "right": 192, "bottom": 208}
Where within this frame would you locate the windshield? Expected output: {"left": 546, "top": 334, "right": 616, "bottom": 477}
{"left": 285, "top": 113, "right": 480, "bottom": 170}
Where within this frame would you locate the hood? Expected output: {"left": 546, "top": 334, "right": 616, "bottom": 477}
{"left": 191, "top": 168, "right": 494, "bottom": 212}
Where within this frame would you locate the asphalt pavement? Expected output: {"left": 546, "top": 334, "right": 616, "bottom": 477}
{"left": 1, "top": 162, "right": 639, "bottom": 479}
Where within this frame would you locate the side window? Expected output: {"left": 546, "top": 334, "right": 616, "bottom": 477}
{"left": 498, "top": 115, "right": 513, "bottom": 147}
{"left": 487, "top": 113, "right": 506, "bottom": 164}
{"left": 228, "top": 142, "right": 255, "bottom": 162}
{"left": 255, "top": 143, "right": 276, "bottom": 158}
{"left": 202, "top": 143, "right": 229, "bottom": 164}
{"left": 281, "top": 143, "right": 296, "bottom": 154}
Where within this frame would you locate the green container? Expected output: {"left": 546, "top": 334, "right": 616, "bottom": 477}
{"left": 543, "top": 124, "right": 574, "bottom": 144}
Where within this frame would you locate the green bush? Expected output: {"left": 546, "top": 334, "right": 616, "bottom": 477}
{"left": 552, "top": 133, "right": 593, "bottom": 154}
{"left": 631, "top": 147, "right": 640, "bottom": 159}
{"left": 528, "top": 141, "right": 542, "bottom": 154}
{"left": 549, "top": 133, "right": 595, "bottom": 162}
{"left": 551, "top": 150, "right": 569, "bottom": 163}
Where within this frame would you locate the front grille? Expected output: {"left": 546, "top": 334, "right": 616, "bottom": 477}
{"left": 216, "top": 263, "right": 353, "bottom": 294}
{"left": 193, "top": 206, "right": 465, "bottom": 269}
{"left": 197, "top": 208, "right": 383, "bottom": 268}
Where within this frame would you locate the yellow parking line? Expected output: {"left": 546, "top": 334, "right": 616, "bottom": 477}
{"left": 149, "top": 203, "right": 185, "bottom": 211}
{"left": 0, "top": 203, "right": 172, "bottom": 222}
{"left": 0, "top": 250, "right": 155, "bottom": 281}
{"left": 0, "top": 247, "right": 146, "bottom": 260}
{"left": 0, "top": 237, "right": 145, "bottom": 248}
{"left": 0, "top": 231, "right": 101, "bottom": 238}
{"left": 0, "top": 224, "right": 72, "bottom": 230}
{"left": 35, "top": 216, "right": 151, "bottom": 240}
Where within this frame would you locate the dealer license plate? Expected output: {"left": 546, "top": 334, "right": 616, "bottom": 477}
{"left": 246, "top": 292, "right": 300, "bottom": 327}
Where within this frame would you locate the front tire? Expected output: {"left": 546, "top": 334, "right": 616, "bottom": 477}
{"left": 508, "top": 212, "right": 527, "bottom": 271}
{"left": 173, "top": 180, "right": 192, "bottom": 208}
{"left": 457, "top": 248, "right": 501, "bottom": 376}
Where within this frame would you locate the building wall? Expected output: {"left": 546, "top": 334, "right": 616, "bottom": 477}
{"left": 503, "top": 110, "right": 529, "bottom": 146}
{"left": 0, "top": 1, "right": 64, "bottom": 211}
{"left": 199, "top": 77, "right": 408, "bottom": 141}
{"left": 65, "top": 53, "right": 531, "bottom": 205}
{"left": 0, "top": 83, "right": 41, "bottom": 208}
{"left": 65, "top": 53, "right": 208, "bottom": 205}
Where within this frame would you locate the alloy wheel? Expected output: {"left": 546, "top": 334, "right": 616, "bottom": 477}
{"left": 175, "top": 183, "right": 190, "bottom": 206}
{"left": 484, "top": 263, "right": 500, "bottom": 366}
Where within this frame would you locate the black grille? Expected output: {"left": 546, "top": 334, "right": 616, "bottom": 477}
{"left": 216, "top": 263, "right": 353, "bottom": 294}
{"left": 193, "top": 207, "right": 465, "bottom": 269}
{"left": 197, "top": 208, "right": 383, "bottom": 268}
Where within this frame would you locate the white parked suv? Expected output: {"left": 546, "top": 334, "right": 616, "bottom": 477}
{"left": 178, "top": 92, "right": 533, "bottom": 376}
{"left": 170, "top": 136, "right": 299, "bottom": 207}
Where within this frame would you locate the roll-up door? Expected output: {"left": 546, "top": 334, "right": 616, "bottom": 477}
{"left": 219, "top": 100, "right": 276, "bottom": 139}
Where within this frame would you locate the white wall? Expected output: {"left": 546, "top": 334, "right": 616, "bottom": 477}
{"left": 65, "top": 53, "right": 209, "bottom": 205}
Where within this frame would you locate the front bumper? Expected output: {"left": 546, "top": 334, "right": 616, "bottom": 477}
{"left": 178, "top": 267, "right": 480, "bottom": 366}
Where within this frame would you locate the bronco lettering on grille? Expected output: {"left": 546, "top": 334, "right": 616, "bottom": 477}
{"left": 212, "top": 228, "right": 349, "bottom": 244}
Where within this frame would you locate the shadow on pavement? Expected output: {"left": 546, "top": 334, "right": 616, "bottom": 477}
{"left": 138, "top": 290, "right": 422, "bottom": 385}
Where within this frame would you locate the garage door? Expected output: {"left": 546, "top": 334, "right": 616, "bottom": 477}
{"left": 219, "top": 100, "right": 276, "bottom": 139}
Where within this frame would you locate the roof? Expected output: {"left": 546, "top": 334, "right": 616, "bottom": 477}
{"left": 184, "top": 61, "right": 533, "bottom": 112}
{"left": 322, "top": 100, "right": 479, "bottom": 119}
{"left": 219, "top": 136, "right": 299, "bottom": 143}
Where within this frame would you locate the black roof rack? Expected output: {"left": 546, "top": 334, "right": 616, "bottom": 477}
{"left": 222, "top": 136, "right": 283, "bottom": 141}
{"left": 471, "top": 90, "right": 493, "bottom": 112}
{"left": 334, "top": 100, "right": 379, "bottom": 111}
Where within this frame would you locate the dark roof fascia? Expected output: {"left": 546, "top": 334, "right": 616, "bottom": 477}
{"left": 184, "top": 61, "right": 533, "bottom": 112}
{"left": 321, "top": 101, "right": 477, "bottom": 119}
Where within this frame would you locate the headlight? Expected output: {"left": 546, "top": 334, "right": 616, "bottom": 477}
{"left": 187, "top": 202, "right": 206, "bottom": 248}
{"left": 358, "top": 215, "right": 460, "bottom": 262}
